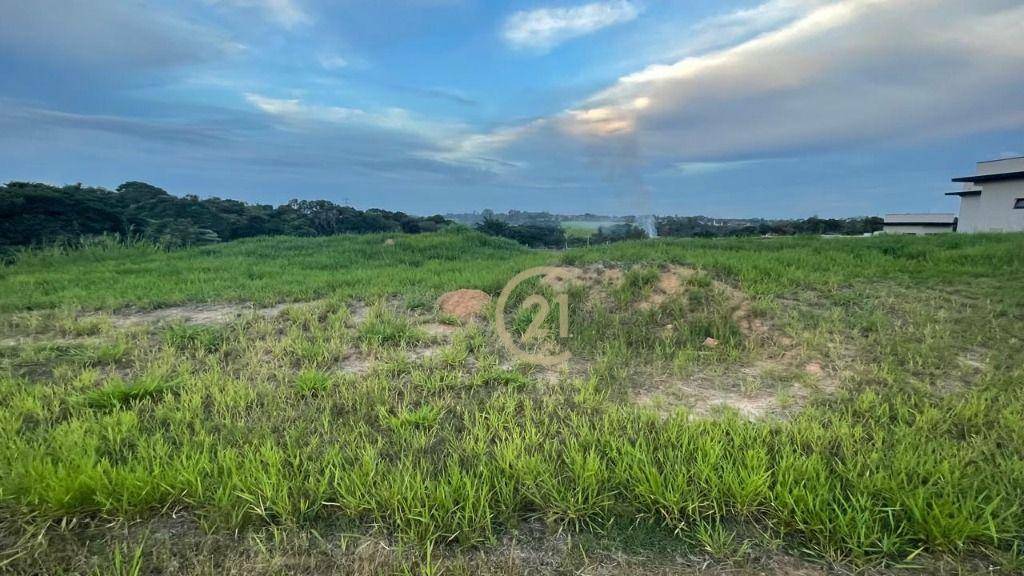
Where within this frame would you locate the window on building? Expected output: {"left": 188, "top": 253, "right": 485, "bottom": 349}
{"left": 1015, "top": 198, "right": 1024, "bottom": 209}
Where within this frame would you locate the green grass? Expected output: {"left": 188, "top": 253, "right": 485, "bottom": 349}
{"left": 162, "top": 323, "right": 225, "bottom": 353}
{"left": 1, "top": 230, "right": 1023, "bottom": 574}
{"left": 0, "top": 229, "right": 547, "bottom": 312}
{"left": 79, "top": 373, "right": 179, "bottom": 411}
{"left": 3, "top": 229, "right": 1019, "bottom": 311}
{"left": 562, "top": 220, "right": 623, "bottom": 239}
{"left": 357, "top": 304, "right": 426, "bottom": 350}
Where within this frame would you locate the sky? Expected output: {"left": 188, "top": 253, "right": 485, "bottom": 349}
{"left": 1, "top": 0, "right": 1023, "bottom": 218}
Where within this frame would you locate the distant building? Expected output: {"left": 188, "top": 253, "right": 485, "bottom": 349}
{"left": 947, "top": 157, "right": 1024, "bottom": 233}
{"left": 883, "top": 213, "right": 957, "bottom": 235}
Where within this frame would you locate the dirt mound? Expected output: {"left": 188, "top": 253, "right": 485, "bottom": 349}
{"left": 639, "top": 268, "right": 696, "bottom": 309}
{"left": 530, "top": 263, "right": 796, "bottom": 349}
{"left": 529, "top": 263, "right": 833, "bottom": 420}
{"left": 437, "top": 289, "right": 491, "bottom": 321}
{"left": 541, "top": 264, "right": 695, "bottom": 305}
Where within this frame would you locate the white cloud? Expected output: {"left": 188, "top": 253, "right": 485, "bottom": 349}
{"left": 688, "top": 0, "right": 826, "bottom": 45}
{"left": 245, "top": 93, "right": 364, "bottom": 123}
{"left": 318, "top": 54, "right": 349, "bottom": 70}
{"left": 244, "top": 93, "right": 468, "bottom": 144}
{"left": 676, "top": 160, "right": 768, "bottom": 175}
{"left": 210, "top": 0, "right": 312, "bottom": 29}
{"left": 428, "top": 120, "right": 549, "bottom": 170}
{"left": 247, "top": 97, "right": 550, "bottom": 173}
{"left": 502, "top": 0, "right": 641, "bottom": 52}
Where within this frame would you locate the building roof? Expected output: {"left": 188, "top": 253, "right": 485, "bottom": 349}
{"left": 884, "top": 213, "right": 957, "bottom": 225}
{"left": 978, "top": 155, "right": 1024, "bottom": 164}
{"left": 945, "top": 189, "right": 982, "bottom": 197}
{"left": 952, "top": 170, "right": 1024, "bottom": 183}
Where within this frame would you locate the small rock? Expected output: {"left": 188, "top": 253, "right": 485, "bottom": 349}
{"left": 804, "top": 361, "right": 824, "bottom": 376}
{"left": 383, "top": 238, "right": 396, "bottom": 246}
{"left": 437, "top": 289, "right": 491, "bottom": 322}
{"left": 702, "top": 337, "right": 719, "bottom": 348}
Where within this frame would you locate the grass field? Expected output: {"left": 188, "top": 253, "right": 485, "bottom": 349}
{"left": 1, "top": 230, "right": 1023, "bottom": 575}
{"left": 561, "top": 220, "right": 622, "bottom": 239}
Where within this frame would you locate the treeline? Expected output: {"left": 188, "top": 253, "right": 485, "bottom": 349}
{"left": 657, "top": 216, "right": 883, "bottom": 238}
{"left": 475, "top": 218, "right": 648, "bottom": 248}
{"left": 472, "top": 215, "right": 884, "bottom": 249}
{"left": 1, "top": 180, "right": 885, "bottom": 254}
{"left": 449, "top": 209, "right": 614, "bottom": 227}
{"left": 0, "top": 181, "right": 449, "bottom": 250}
{"left": 474, "top": 218, "right": 567, "bottom": 249}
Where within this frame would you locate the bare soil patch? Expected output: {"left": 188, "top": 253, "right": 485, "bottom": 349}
{"left": 437, "top": 289, "right": 491, "bottom": 321}
{"left": 633, "top": 360, "right": 833, "bottom": 420}
{"left": 540, "top": 264, "right": 626, "bottom": 292}
{"left": 640, "top": 267, "right": 695, "bottom": 309}
{"left": 420, "top": 322, "right": 458, "bottom": 338}
{"left": 337, "top": 351, "right": 374, "bottom": 376}
{"left": 96, "top": 302, "right": 305, "bottom": 328}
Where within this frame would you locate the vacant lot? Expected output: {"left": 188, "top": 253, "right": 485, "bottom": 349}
{"left": 1, "top": 230, "right": 1023, "bottom": 575}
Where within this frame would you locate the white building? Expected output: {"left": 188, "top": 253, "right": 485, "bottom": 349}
{"left": 947, "top": 157, "right": 1024, "bottom": 233}
{"left": 883, "top": 213, "right": 957, "bottom": 235}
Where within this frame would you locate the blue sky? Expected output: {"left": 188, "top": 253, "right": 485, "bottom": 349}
{"left": 1, "top": 0, "right": 1022, "bottom": 217}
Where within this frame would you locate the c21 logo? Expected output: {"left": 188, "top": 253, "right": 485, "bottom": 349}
{"left": 494, "top": 267, "right": 572, "bottom": 366}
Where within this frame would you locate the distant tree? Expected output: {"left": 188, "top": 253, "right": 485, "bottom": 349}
{"left": 143, "top": 219, "right": 220, "bottom": 248}
{"left": 475, "top": 217, "right": 565, "bottom": 248}
{"left": 0, "top": 182, "right": 125, "bottom": 246}
{"left": 475, "top": 217, "right": 515, "bottom": 238}
{"left": 655, "top": 215, "right": 884, "bottom": 239}
{"left": 592, "top": 223, "right": 646, "bottom": 244}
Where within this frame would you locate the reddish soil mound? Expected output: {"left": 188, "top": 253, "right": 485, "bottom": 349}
{"left": 437, "top": 289, "right": 491, "bottom": 321}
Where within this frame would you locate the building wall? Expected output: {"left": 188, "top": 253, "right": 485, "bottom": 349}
{"left": 883, "top": 224, "right": 954, "bottom": 235}
{"left": 958, "top": 180, "right": 1024, "bottom": 233}
{"left": 956, "top": 195, "right": 983, "bottom": 233}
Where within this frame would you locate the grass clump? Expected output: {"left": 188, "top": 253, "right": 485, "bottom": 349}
{"left": 294, "top": 369, "right": 333, "bottom": 394}
{"left": 612, "top": 266, "right": 660, "bottom": 304}
{"left": 379, "top": 403, "right": 443, "bottom": 431}
{"left": 80, "top": 373, "right": 177, "bottom": 411}
{"left": 358, "top": 305, "right": 425, "bottom": 349}
{"left": 162, "top": 323, "right": 224, "bottom": 352}
{"left": 472, "top": 365, "right": 532, "bottom": 389}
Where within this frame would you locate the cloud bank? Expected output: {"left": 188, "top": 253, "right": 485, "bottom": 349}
{"left": 557, "top": 0, "right": 1024, "bottom": 160}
